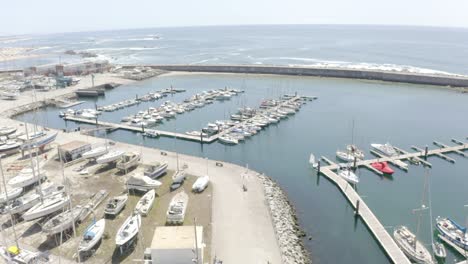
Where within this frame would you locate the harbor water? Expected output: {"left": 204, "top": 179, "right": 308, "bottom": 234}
{"left": 16, "top": 72, "right": 468, "bottom": 263}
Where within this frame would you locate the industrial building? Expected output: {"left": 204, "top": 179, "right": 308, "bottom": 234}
{"left": 57, "top": 140, "right": 91, "bottom": 162}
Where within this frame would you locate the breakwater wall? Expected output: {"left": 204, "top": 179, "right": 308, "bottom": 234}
{"left": 126, "top": 64, "right": 468, "bottom": 88}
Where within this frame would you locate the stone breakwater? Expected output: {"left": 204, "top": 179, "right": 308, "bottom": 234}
{"left": 258, "top": 173, "right": 311, "bottom": 264}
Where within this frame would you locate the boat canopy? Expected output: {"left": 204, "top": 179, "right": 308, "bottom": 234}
{"left": 84, "top": 230, "right": 96, "bottom": 238}
{"left": 449, "top": 218, "right": 467, "bottom": 233}
{"left": 7, "top": 246, "right": 20, "bottom": 255}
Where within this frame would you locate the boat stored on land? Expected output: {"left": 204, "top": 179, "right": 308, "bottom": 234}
{"left": 135, "top": 190, "right": 155, "bottom": 216}
{"left": 115, "top": 213, "right": 141, "bottom": 248}
{"left": 166, "top": 191, "right": 188, "bottom": 225}
{"left": 8, "top": 170, "right": 47, "bottom": 188}
{"left": 82, "top": 146, "right": 108, "bottom": 159}
{"left": 42, "top": 206, "right": 84, "bottom": 235}
{"left": 144, "top": 162, "right": 168, "bottom": 178}
{"left": 78, "top": 219, "right": 106, "bottom": 252}
{"left": 23, "top": 192, "right": 69, "bottom": 221}
{"left": 104, "top": 194, "right": 128, "bottom": 216}
{"left": 0, "top": 187, "right": 23, "bottom": 203}
{"left": 192, "top": 176, "right": 209, "bottom": 193}
{"left": 127, "top": 174, "right": 162, "bottom": 192}
{"left": 0, "top": 246, "right": 44, "bottom": 264}
{"left": 96, "top": 150, "right": 124, "bottom": 164}
{"left": 116, "top": 152, "right": 140, "bottom": 172}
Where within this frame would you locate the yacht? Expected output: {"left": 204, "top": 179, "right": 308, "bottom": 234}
{"left": 393, "top": 226, "right": 434, "bottom": 264}
{"left": 23, "top": 192, "right": 69, "bottom": 221}
{"left": 96, "top": 149, "right": 125, "bottom": 164}
{"left": 144, "top": 162, "right": 168, "bottom": 178}
{"left": 371, "top": 143, "right": 398, "bottom": 157}
{"left": 0, "top": 187, "right": 23, "bottom": 203}
{"left": 0, "top": 126, "right": 16, "bottom": 136}
{"left": 143, "top": 130, "right": 159, "bottom": 138}
{"left": 8, "top": 170, "right": 47, "bottom": 188}
{"left": 166, "top": 191, "right": 189, "bottom": 225}
{"left": 20, "top": 131, "right": 58, "bottom": 150}
{"left": 218, "top": 135, "right": 238, "bottom": 145}
{"left": 104, "top": 194, "right": 128, "bottom": 216}
{"left": 42, "top": 206, "right": 84, "bottom": 235}
{"left": 78, "top": 219, "right": 106, "bottom": 252}
{"left": 82, "top": 146, "right": 108, "bottom": 159}
{"left": 135, "top": 189, "right": 155, "bottom": 216}
{"left": 127, "top": 174, "right": 162, "bottom": 192}
{"left": 436, "top": 217, "right": 468, "bottom": 250}
{"left": 115, "top": 213, "right": 141, "bottom": 248}
{"left": 337, "top": 167, "right": 359, "bottom": 184}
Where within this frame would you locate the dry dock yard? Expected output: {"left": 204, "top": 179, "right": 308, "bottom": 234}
{"left": 0, "top": 93, "right": 308, "bottom": 264}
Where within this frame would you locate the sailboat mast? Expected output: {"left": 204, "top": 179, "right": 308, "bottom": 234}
{"left": 0, "top": 155, "right": 20, "bottom": 248}
{"left": 427, "top": 169, "right": 435, "bottom": 246}
{"left": 24, "top": 122, "right": 43, "bottom": 200}
{"left": 415, "top": 170, "right": 429, "bottom": 250}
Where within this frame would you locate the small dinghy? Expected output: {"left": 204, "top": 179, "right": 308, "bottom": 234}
{"left": 42, "top": 206, "right": 84, "bottom": 235}
{"left": 115, "top": 213, "right": 141, "bottom": 248}
{"left": 192, "top": 176, "right": 209, "bottom": 193}
{"left": 23, "top": 192, "right": 69, "bottom": 221}
{"left": 144, "top": 162, "right": 168, "bottom": 179}
{"left": 135, "top": 190, "right": 155, "bottom": 216}
{"left": 432, "top": 241, "right": 446, "bottom": 259}
{"left": 371, "top": 161, "right": 394, "bottom": 174}
{"left": 104, "top": 194, "right": 128, "bottom": 216}
{"left": 78, "top": 219, "right": 106, "bottom": 252}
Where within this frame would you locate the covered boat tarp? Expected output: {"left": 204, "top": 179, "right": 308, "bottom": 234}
{"left": 7, "top": 246, "right": 20, "bottom": 255}
{"left": 449, "top": 218, "right": 467, "bottom": 233}
{"left": 84, "top": 230, "right": 96, "bottom": 239}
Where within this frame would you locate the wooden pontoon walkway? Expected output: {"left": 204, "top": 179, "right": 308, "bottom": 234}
{"left": 64, "top": 96, "right": 302, "bottom": 143}
{"left": 317, "top": 139, "right": 468, "bottom": 264}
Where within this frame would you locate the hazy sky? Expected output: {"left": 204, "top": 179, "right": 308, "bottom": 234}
{"left": 2, "top": 0, "right": 468, "bottom": 35}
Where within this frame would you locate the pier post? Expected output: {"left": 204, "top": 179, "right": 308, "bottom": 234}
{"left": 316, "top": 161, "right": 321, "bottom": 176}
{"left": 141, "top": 124, "right": 145, "bottom": 133}
{"left": 95, "top": 117, "right": 98, "bottom": 126}
{"left": 353, "top": 156, "right": 357, "bottom": 170}
{"left": 424, "top": 145, "right": 428, "bottom": 159}
{"left": 355, "top": 200, "right": 360, "bottom": 216}
{"left": 200, "top": 134, "right": 203, "bottom": 144}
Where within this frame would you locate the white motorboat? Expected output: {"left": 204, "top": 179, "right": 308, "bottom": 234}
{"left": 436, "top": 217, "right": 468, "bottom": 250}
{"left": 23, "top": 192, "right": 69, "bottom": 221}
{"left": 96, "top": 150, "right": 125, "bottom": 164}
{"left": 115, "top": 213, "right": 141, "bottom": 247}
{"left": 337, "top": 167, "right": 359, "bottom": 184}
{"left": 192, "top": 175, "right": 209, "bottom": 193}
{"left": 82, "top": 146, "right": 108, "bottom": 159}
{"left": 218, "top": 135, "right": 238, "bottom": 145}
{"left": 0, "top": 187, "right": 23, "bottom": 203}
{"left": 170, "top": 170, "right": 186, "bottom": 191}
{"left": 166, "top": 191, "right": 188, "bottom": 225}
{"left": 186, "top": 131, "right": 208, "bottom": 137}
{"left": 0, "top": 126, "right": 16, "bottom": 136}
{"left": 127, "top": 173, "right": 162, "bottom": 192}
{"left": 8, "top": 170, "right": 47, "bottom": 188}
{"left": 135, "top": 189, "right": 155, "bottom": 216}
{"left": 309, "top": 154, "right": 319, "bottom": 169}
{"left": 116, "top": 152, "right": 140, "bottom": 172}
{"left": 393, "top": 226, "right": 434, "bottom": 264}
{"left": 1, "top": 90, "right": 19, "bottom": 100}
{"left": 371, "top": 143, "right": 398, "bottom": 157}
{"left": 81, "top": 112, "right": 96, "bottom": 119}
{"left": 432, "top": 242, "right": 446, "bottom": 259}
{"left": 78, "top": 219, "right": 106, "bottom": 252}
{"left": 42, "top": 206, "right": 84, "bottom": 235}
{"left": 144, "top": 162, "right": 168, "bottom": 178}
{"left": 104, "top": 194, "right": 128, "bottom": 216}
{"left": 143, "top": 130, "right": 159, "bottom": 138}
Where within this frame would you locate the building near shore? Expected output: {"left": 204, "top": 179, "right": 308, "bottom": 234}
{"left": 24, "top": 60, "right": 110, "bottom": 77}
{"left": 148, "top": 226, "right": 204, "bottom": 264}
{"left": 57, "top": 140, "right": 91, "bottom": 162}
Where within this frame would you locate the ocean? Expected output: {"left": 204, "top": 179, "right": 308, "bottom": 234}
{"left": 9, "top": 25, "right": 468, "bottom": 263}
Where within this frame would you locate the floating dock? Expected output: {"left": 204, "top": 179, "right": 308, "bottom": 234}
{"left": 316, "top": 140, "right": 468, "bottom": 264}
{"left": 65, "top": 96, "right": 302, "bottom": 143}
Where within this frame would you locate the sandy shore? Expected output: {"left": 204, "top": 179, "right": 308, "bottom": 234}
{"left": 0, "top": 47, "right": 43, "bottom": 62}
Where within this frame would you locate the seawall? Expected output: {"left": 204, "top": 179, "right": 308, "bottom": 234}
{"left": 125, "top": 64, "right": 468, "bottom": 88}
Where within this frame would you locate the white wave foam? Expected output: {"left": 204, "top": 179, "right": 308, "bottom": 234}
{"left": 84, "top": 46, "right": 162, "bottom": 52}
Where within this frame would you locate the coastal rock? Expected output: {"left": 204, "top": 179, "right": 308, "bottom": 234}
{"left": 258, "top": 173, "right": 311, "bottom": 264}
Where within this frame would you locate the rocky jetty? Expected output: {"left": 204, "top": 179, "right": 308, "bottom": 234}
{"left": 258, "top": 173, "right": 311, "bottom": 264}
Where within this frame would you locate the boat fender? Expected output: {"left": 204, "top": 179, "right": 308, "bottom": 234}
{"left": 216, "top": 162, "right": 223, "bottom": 167}
{"left": 161, "top": 151, "right": 167, "bottom": 156}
